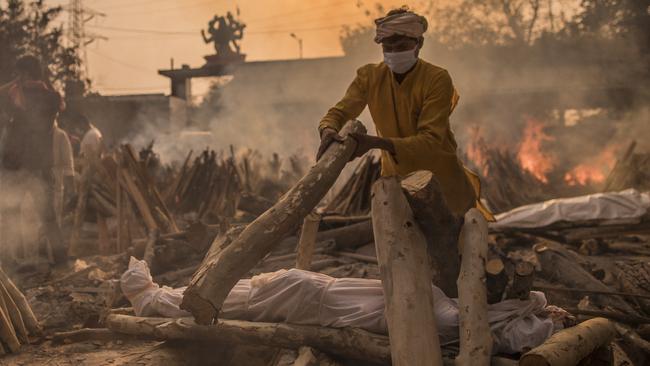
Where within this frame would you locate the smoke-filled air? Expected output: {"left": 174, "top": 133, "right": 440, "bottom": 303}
{"left": 0, "top": 0, "right": 649, "bottom": 365}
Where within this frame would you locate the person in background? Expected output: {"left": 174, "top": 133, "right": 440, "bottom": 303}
{"left": 52, "top": 122, "right": 75, "bottom": 225}
{"left": 0, "top": 55, "right": 68, "bottom": 263}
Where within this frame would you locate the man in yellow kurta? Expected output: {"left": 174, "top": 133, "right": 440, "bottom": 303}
{"left": 318, "top": 8, "right": 488, "bottom": 218}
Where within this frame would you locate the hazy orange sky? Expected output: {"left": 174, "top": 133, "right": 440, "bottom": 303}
{"left": 48, "top": 0, "right": 411, "bottom": 95}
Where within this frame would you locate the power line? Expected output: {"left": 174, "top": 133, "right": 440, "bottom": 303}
{"left": 86, "top": 17, "right": 364, "bottom": 37}
{"left": 88, "top": 48, "right": 152, "bottom": 73}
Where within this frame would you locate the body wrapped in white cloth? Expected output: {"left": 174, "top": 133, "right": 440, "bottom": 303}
{"left": 121, "top": 257, "right": 558, "bottom": 354}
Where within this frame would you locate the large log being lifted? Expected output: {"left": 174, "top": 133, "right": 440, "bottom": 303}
{"left": 371, "top": 177, "right": 443, "bottom": 366}
{"left": 181, "top": 121, "right": 365, "bottom": 324}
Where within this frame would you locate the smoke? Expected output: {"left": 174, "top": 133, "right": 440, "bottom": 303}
{"left": 0, "top": 170, "right": 48, "bottom": 263}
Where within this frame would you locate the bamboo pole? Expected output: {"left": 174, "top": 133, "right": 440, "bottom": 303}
{"left": 456, "top": 208, "right": 491, "bottom": 366}
{"left": 371, "top": 177, "right": 442, "bottom": 366}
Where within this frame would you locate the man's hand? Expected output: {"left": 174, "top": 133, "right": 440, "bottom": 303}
{"left": 349, "top": 133, "right": 396, "bottom": 161}
{"left": 316, "top": 127, "right": 344, "bottom": 161}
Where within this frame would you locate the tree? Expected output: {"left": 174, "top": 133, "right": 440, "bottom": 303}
{"left": 0, "top": 0, "right": 85, "bottom": 93}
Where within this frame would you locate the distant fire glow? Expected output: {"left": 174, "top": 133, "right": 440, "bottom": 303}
{"left": 564, "top": 145, "right": 619, "bottom": 186}
{"left": 516, "top": 118, "right": 556, "bottom": 183}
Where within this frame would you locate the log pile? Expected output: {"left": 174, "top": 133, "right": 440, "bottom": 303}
{"left": 0, "top": 267, "right": 41, "bottom": 355}
{"left": 463, "top": 146, "right": 552, "bottom": 213}
{"left": 164, "top": 149, "right": 241, "bottom": 224}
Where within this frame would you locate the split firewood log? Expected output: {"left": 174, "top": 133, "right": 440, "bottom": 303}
{"left": 519, "top": 317, "right": 616, "bottom": 366}
{"left": 486, "top": 258, "right": 508, "bottom": 304}
{"left": 400, "top": 171, "right": 462, "bottom": 297}
{"left": 181, "top": 120, "right": 365, "bottom": 324}
{"left": 0, "top": 282, "right": 28, "bottom": 344}
{"left": 505, "top": 261, "right": 535, "bottom": 300}
{"left": 0, "top": 304, "right": 20, "bottom": 352}
{"left": 372, "top": 177, "right": 443, "bottom": 366}
{"left": 456, "top": 208, "right": 491, "bottom": 366}
{"left": 0, "top": 268, "right": 40, "bottom": 336}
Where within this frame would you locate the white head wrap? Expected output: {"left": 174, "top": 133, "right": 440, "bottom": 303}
{"left": 374, "top": 11, "right": 428, "bottom": 44}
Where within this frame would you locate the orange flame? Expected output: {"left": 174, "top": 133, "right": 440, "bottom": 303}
{"left": 466, "top": 125, "right": 489, "bottom": 176}
{"left": 517, "top": 118, "right": 555, "bottom": 183}
{"left": 564, "top": 145, "right": 619, "bottom": 186}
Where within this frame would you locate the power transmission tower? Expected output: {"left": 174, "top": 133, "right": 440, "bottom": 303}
{"left": 66, "top": 0, "right": 106, "bottom": 77}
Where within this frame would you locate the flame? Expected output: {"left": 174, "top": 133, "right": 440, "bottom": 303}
{"left": 564, "top": 145, "right": 619, "bottom": 186}
{"left": 517, "top": 117, "right": 555, "bottom": 183}
{"left": 466, "top": 125, "right": 489, "bottom": 176}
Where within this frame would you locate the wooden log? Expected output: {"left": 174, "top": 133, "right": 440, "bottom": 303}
{"left": 519, "top": 317, "right": 616, "bottom": 366}
{"left": 371, "top": 177, "right": 443, "bottom": 366}
{"left": 143, "top": 228, "right": 160, "bottom": 268}
{"left": 456, "top": 208, "right": 491, "bottom": 366}
{"left": 181, "top": 121, "right": 365, "bottom": 324}
{"left": 97, "top": 214, "right": 110, "bottom": 255}
{"left": 105, "top": 314, "right": 391, "bottom": 364}
{"left": 52, "top": 328, "right": 133, "bottom": 344}
{"left": 534, "top": 241, "right": 637, "bottom": 314}
{"left": 401, "top": 171, "right": 462, "bottom": 297}
{"left": 564, "top": 308, "right": 650, "bottom": 324}
{"left": 278, "top": 212, "right": 373, "bottom": 253}
{"left": 334, "top": 251, "right": 377, "bottom": 264}
{"left": 119, "top": 167, "right": 158, "bottom": 232}
{"left": 294, "top": 346, "right": 318, "bottom": 366}
{"left": 0, "top": 303, "right": 20, "bottom": 352}
{"left": 485, "top": 258, "right": 507, "bottom": 304}
{"left": 0, "top": 268, "right": 40, "bottom": 336}
{"left": 0, "top": 282, "right": 28, "bottom": 343}
{"left": 505, "top": 261, "right": 534, "bottom": 300}
{"left": 295, "top": 212, "right": 321, "bottom": 270}
{"left": 532, "top": 284, "right": 650, "bottom": 300}
{"left": 614, "top": 323, "right": 650, "bottom": 355}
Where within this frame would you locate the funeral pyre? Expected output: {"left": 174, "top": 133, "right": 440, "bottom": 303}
{"left": 0, "top": 132, "right": 649, "bottom": 366}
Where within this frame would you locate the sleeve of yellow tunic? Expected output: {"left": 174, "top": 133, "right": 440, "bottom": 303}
{"left": 318, "top": 67, "right": 368, "bottom": 133}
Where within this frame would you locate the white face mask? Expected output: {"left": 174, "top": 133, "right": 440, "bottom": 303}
{"left": 383, "top": 49, "right": 418, "bottom": 74}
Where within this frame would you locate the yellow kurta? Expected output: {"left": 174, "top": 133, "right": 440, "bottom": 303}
{"left": 320, "top": 59, "right": 491, "bottom": 218}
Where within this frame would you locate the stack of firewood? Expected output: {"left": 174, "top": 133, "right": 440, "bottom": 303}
{"left": 164, "top": 149, "right": 241, "bottom": 223}
{"left": 463, "top": 147, "right": 552, "bottom": 213}
{"left": 325, "top": 154, "right": 380, "bottom": 216}
{"left": 0, "top": 268, "right": 41, "bottom": 355}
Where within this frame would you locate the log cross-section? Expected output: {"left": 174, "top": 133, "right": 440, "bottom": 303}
{"left": 181, "top": 120, "right": 366, "bottom": 324}
{"left": 371, "top": 177, "right": 443, "bottom": 366}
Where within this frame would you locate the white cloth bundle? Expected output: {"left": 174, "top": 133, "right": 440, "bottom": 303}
{"left": 121, "top": 258, "right": 555, "bottom": 354}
